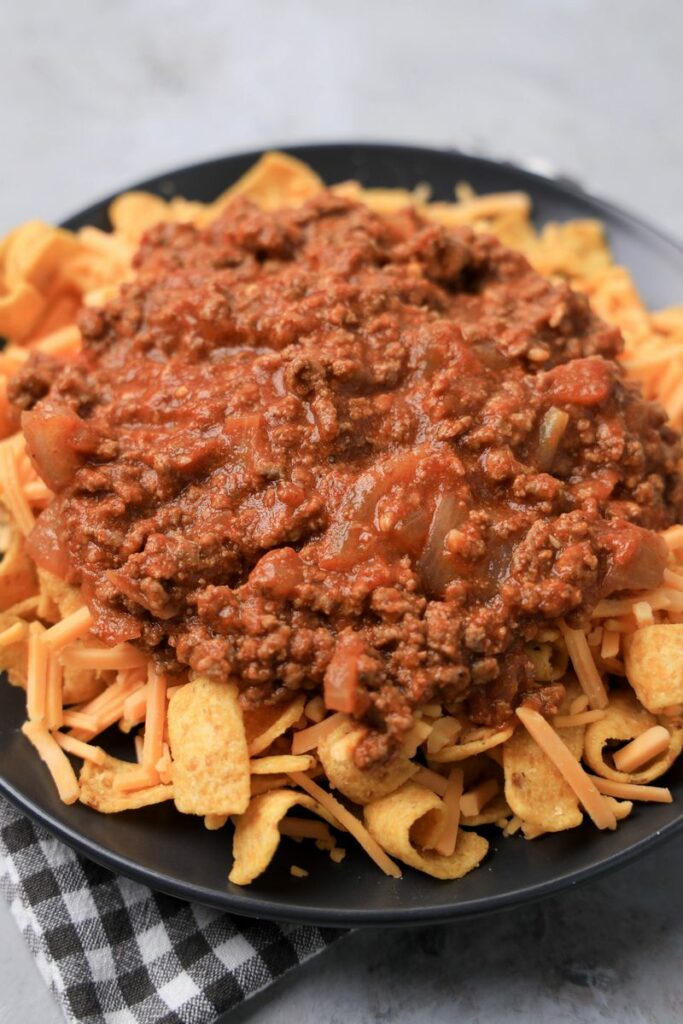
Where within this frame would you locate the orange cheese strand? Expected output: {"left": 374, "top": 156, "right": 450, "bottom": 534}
{"left": 460, "top": 777, "right": 499, "bottom": 818}
{"left": 142, "top": 665, "right": 167, "bottom": 767}
{"left": 112, "top": 765, "right": 160, "bottom": 793}
{"left": 553, "top": 710, "right": 606, "bottom": 728}
{"left": 27, "top": 621, "right": 48, "bottom": 722}
{"left": 290, "top": 712, "right": 347, "bottom": 755}
{"left": 559, "top": 621, "right": 609, "bottom": 709}
{"left": 587, "top": 775, "right": 672, "bottom": 803}
{"left": 42, "top": 605, "right": 93, "bottom": 652}
{"left": 21, "top": 720, "right": 79, "bottom": 804}
{"left": 516, "top": 706, "right": 617, "bottom": 830}
{"left": 53, "top": 732, "right": 106, "bottom": 765}
{"left": 60, "top": 643, "right": 147, "bottom": 671}
{"left": 0, "top": 621, "right": 28, "bottom": 647}
{"left": 412, "top": 766, "right": 448, "bottom": 797}
{"left": 432, "top": 767, "right": 464, "bottom": 857}
{"left": 612, "top": 726, "right": 671, "bottom": 773}
{"left": 62, "top": 710, "right": 100, "bottom": 732}
{"left": 120, "top": 684, "right": 148, "bottom": 728}
{"left": 45, "top": 652, "right": 64, "bottom": 731}
{"left": 288, "top": 771, "right": 401, "bottom": 878}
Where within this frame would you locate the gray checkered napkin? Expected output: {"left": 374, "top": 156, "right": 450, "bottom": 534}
{"left": 0, "top": 797, "right": 342, "bottom": 1024}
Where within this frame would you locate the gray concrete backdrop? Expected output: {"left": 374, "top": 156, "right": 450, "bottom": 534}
{"left": 0, "top": 1, "right": 681, "bottom": 1022}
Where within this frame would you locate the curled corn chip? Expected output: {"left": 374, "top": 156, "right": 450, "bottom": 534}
{"left": 211, "top": 151, "right": 323, "bottom": 216}
{"left": 583, "top": 689, "right": 683, "bottom": 784}
{"left": 37, "top": 568, "right": 83, "bottom": 618}
{"left": 79, "top": 754, "right": 173, "bottom": 813}
{"left": 503, "top": 684, "right": 585, "bottom": 832}
{"left": 624, "top": 625, "right": 683, "bottom": 713}
{"left": 0, "top": 282, "right": 44, "bottom": 339}
{"left": 503, "top": 721, "right": 584, "bottom": 832}
{"left": 363, "top": 782, "right": 488, "bottom": 880}
{"left": 108, "top": 192, "right": 173, "bottom": 241}
{"left": 525, "top": 638, "right": 568, "bottom": 682}
{"left": 62, "top": 665, "right": 107, "bottom": 706}
{"left": 229, "top": 788, "right": 334, "bottom": 885}
{"left": 527, "top": 220, "right": 612, "bottom": 283}
{"left": 331, "top": 181, "right": 428, "bottom": 214}
{"left": 429, "top": 722, "right": 514, "bottom": 763}
{"left": 0, "top": 610, "right": 28, "bottom": 687}
{"left": 0, "top": 524, "right": 38, "bottom": 612}
{"left": 244, "top": 694, "right": 305, "bottom": 756}
{"left": 250, "top": 754, "right": 314, "bottom": 775}
{"left": 461, "top": 793, "right": 511, "bottom": 828}
{"left": 0, "top": 222, "right": 83, "bottom": 341}
{"left": 317, "top": 721, "right": 417, "bottom": 805}
{"left": 4, "top": 221, "right": 79, "bottom": 292}
{"left": 168, "top": 676, "right": 250, "bottom": 815}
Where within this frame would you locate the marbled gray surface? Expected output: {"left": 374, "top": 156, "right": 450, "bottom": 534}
{"left": 1, "top": 1, "right": 682, "bottom": 1021}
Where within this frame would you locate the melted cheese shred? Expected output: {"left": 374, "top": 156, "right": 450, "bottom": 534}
{"left": 21, "top": 720, "right": 80, "bottom": 804}
{"left": 559, "top": 621, "right": 609, "bottom": 709}
{"left": 41, "top": 605, "right": 93, "bottom": 653}
{"left": 432, "top": 767, "right": 464, "bottom": 857}
{"left": 515, "top": 706, "right": 617, "bottom": 830}
{"left": 587, "top": 775, "right": 673, "bottom": 803}
{"left": 27, "top": 621, "right": 48, "bottom": 722}
{"left": 141, "top": 665, "right": 167, "bottom": 768}
{"left": 288, "top": 771, "right": 401, "bottom": 877}
{"left": 291, "top": 712, "right": 347, "bottom": 754}
{"left": 612, "top": 726, "right": 672, "bottom": 774}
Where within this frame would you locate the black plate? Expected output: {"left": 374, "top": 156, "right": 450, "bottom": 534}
{"left": 2, "top": 143, "right": 682, "bottom": 926}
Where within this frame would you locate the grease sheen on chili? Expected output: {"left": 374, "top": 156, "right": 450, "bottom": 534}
{"left": 10, "top": 193, "right": 683, "bottom": 766}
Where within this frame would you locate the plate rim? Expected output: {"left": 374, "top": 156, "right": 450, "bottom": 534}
{"left": 3, "top": 141, "right": 683, "bottom": 926}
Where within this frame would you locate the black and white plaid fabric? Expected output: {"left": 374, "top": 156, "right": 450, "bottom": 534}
{"left": 0, "top": 797, "right": 342, "bottom": 1023}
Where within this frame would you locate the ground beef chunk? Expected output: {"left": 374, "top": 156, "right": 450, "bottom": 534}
{"left": 14, "top": 192, "right": 683, "bottom": 765}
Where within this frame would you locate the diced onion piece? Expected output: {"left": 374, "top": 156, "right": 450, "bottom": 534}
{"left": 324, "top": 634, "right": 364, "bottom": 713}
{"left": 537, "top": 406, "right": 569, "bottom": 471}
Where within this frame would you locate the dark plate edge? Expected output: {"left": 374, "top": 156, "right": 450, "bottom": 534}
{"left": 1, "top": 769, "right": 681, "bottom": 927}
{"left": 59, "top": 140, "right": 683, "bottom": 261}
